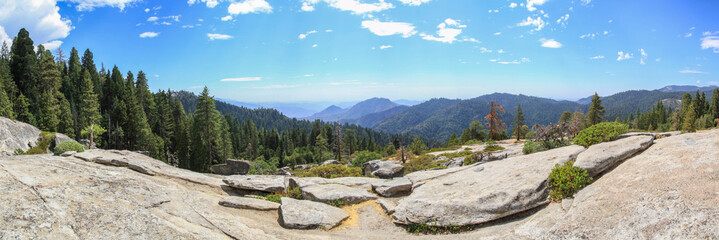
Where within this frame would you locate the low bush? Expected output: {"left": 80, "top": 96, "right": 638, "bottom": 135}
{"left": 261, "top": 186, "right": 302, "bottom": 203}
{"left": 351, "top": 151, "right": 383, "bottom": 167}
{"left": 403, "top": 155, "right": 446, "bottom": 173}
{"left": 522, "top": 141, "right": 544, "bottom": 154}
{"left": 25, "top": 132, "right": 55, "bottom": 155}
{"left": 326, "top": 199, "right": 346, "bottom": 207}
{"left": 548, "top": 161, "right": 592, "bottom": 201}
{"left": 483, "top": 145, "right": 505, "bottom": 152}
{"left": 53, "top": 141, "right": 85, "bottom": 155}
{"left": 427, "top": 147, "right": 454, "bottom": 152}
{"left": 299, "top": 164, "right": 363, "bottom": 178}
{"left": 463, "top": 152, "right": 488, "bottom": 165}
{"left": 437, "top": 150, "right": 473, "bottom": 159}
{"left": 406, "top": 223, "right": 469, "bottom": 234}
{"left": 573, "top": 122, "right": 629, "bottom": 147}
{"left": 463, "top": 139, "right": 482, "bottom": 145}
{"left": 264, "top": 193, "right": 283, "bottom": 203}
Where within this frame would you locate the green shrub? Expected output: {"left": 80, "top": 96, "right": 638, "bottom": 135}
{"left": 548, "top": 161, "right": 592, "bottom": 201}
{"left": 406, "top": 223, "right": 468, "bottom": 234}
{"left": 403, "top": 155, "right": 446, "bottom": 173}
{"left": 264, "top": 193, "right": 282, "bottom": 203}
{"left": 326, "top": 199, "right": 346, "bottom": 207}
{"left": 53, "top": 141, "right": 85, "bottom": 155}
{"left": 299, "top": 164, "right": 363, "bottom": 178}
{"left": 522, "top": 141, "right": 544, "bottom": 154}
{"left": 463, "top": 139, "right": 482, "bottom": 145}
{"left": 287, "top": 187, "right": 302, "bottom": 199}
{"left": 25, "top": 132, "right": 55, "bottom": 155}
{"left": 428, "top": 147, "right": 454, "bottom": 152}
{"left": 351, "top": 151, "right": 382, "bottom": 167}
{"left": 14, "top": 149, "right": 25, "bottom": 155}
{"left": 483, "top": 145, "right": 505, "bottom": 152}
{"left": 573, "top": 122, "right": 629, "bottom": 147}
{"left": 249, "top": 156, "right": 277, "bottom": 175}
{"left": 464, "top": 147, "right": 472, "bottom": 151}
{"left": 437, "top": 150, "right": 473, "bottom": 159}
{"left": 463, "top": 152, "right": 483, "bottom": 165}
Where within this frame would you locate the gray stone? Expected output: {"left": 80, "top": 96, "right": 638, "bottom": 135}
{"left": 0, "top": 116, "right": 41, "bottom": 155}
{"left": 278, "top": 197, "right": 349, "bottom": 230}
{"left": 392, "top": 145, "right": 586, "bottom": 226}
{"left": 301, "top": 183, "right": 377, "bottom": 204}
{"left": 442, "top": 157, "right": 465, "bottom": 168}
{"left": 363, "top": 160, "right": 404, "bottom": 179}
{"left": 53, "top": 133, "right": 77, "bottom": 147}
{"left": 293, "top": 164, "right": 315, "bottom": 170}
{"left": 128, "top": 163, "right": 156, "bottom": 176}
{"left": 59, "top": 151, "right": 77, "bottom": 157}
{"left": 404, "top": 166, "right": 471, "bottom": 189}
{"left": 371, "top": 177, "right": 412, "bottom": 197}
{"left": 219, "top": 196, "right": 280, "bottom": 210}
{"left": 223, "top": 175, "right": 286, "bottom": 193}
{"left": 288, "top": 177, "right": 386, "bottom": 190}
{"left": 321, "top": 159, "right": 342, "bottom": 165}
{"left": 211, "top": 159, "right": 251, "bottom": 175}
{"left": 574, "top": 135, "right": 653, "bottom": 177}
{"left": 376, "top": 199, "right": 396, "bottom": 215}
{"left": 276, "top": 166, "right": 292, "bottom": 176}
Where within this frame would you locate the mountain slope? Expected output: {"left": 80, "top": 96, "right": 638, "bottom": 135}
{"left": 346, "top": 105, "right": 409, "bottom": 128}
{"left": 304, "top": 98, "right": 401, "bottom": 122}
{"left": 658, "top": 85, "right": 719, "bottom": 93}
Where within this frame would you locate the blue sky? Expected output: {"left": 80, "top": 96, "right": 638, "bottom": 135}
{"left": 1, "top": 0, "right": 718, "bottom": 103}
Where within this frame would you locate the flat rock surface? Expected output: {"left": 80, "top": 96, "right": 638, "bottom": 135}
{"left": 0, "top": 117, "right": 41, "bottom": 155}
{"left": 223, "top": 175, "right": 286, "bottom": 193}
{"left": 371, "top": 177, "right": 412, "bottom": 197}
{"left": 574, "top": 135, "right": 654, "bottom": 177}
{"left": 288, "top": 177, "right": 386, "bottom": 190}
{"left": 219, "top": 196, "right": 280, "bottom": 210}
{"left": 278, "top": 197, "right": 349, "bottom": 230}
{"left": 301, "top": 184, "right": 377, "bottom": 204}
{"left": 393, "top": 145, "right": 586, "bottom": 226}
{"left": 364, "top": 160, "right": 404, "bottom": 179}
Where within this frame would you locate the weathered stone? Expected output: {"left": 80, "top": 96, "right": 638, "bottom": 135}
{"left": 53, "top": 133, "right": 77, "bottom": 147}
{"left": 276, "top": 167, "right": 291, "bottom": 176}
{"left": 442, "top": 157, "right": 464, "bottom": 168}
{"left": 376, "top": 199, "right": 396, "bottom": 215}
{"left": 363, "top": 160, "right": 404, "bottom": 179}
{"left": 219, "top": 196, "right": 280, "bottom": 210}
{"left": 211, "top": 159, "right": 251, "bottom": 175}
{"left": 371, "top": 177, "right": 412, "bottom": 197}
{"left": 301, "top": 184, "right": 377, "bottom": 204}
{"left": 404, "top": 166, "right": 471, "bottom": 189}
{"left": 392, "top": 145, "right": 586, "bottom": 226}
{"left": 128, "top": 163, "right": 156, "bottom": 176}
{"left": 433, "top": 155, "right": 448, "bottom": 161}
{"left": 293, "top": 164, "right": 315, "bottom": 170}
{"left": 223, "top": 175, "right": 286, "bottom": 192}
{"left": 574, "top": 135, "right": 653, "bottom": 177}
{"left": 59, "top": 151, "right": 77, "bottom": 157}
{"left": 0, "top": 116, "right": 41, "bottom": 155}
{"left": 288, "top": 177, "right": 386, "bottom": 190}
{"left": 278, "top": 197, "right": 349, "bottom": 230}
{"left": 321, "top": 159, "right": 342, "bottom": 165}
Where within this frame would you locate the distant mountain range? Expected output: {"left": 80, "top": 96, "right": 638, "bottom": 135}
{"left": 302, "top": 98, "right": 403, "bottom": 123}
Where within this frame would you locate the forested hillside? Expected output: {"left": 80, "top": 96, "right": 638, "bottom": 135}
{"left": 0, "top": 28, "right": 410, "bottom": 174}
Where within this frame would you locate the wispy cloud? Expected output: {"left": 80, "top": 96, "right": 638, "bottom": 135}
{"left": 301, "top": 0, "right": 394, "bottom": 14}
{"left": 207, "top": 33, "right": 233, "bottom": 40}
{"left": 678, "top": 69, "right": 708, "bottom": 74}
{"left": 139, "top": 32, "right": 159, "bottom": 38}
{"left": 540, "top": 38, "right": 562, "bottom": 48}
{"left": 701, "top": 36, "right": 719, "bottom": 53}
{"left": 617, "top": 51, "right": 633, "bottom": 61}
{"left": 398, "top": 0, "right": 431, "bottom": 6}
{"left": 221, "top": 77, "right": 262, "bottom": 82}
{"left": 379, "top": 45, "right": 392, "bottom": 50}
{"left": 517, "top": 16, "right": 546, "bottom": 31}
{"left": 590, "top": 55, "right": 604, "bottom": 60}
{"left": 489, "top": 58, "right": 530, "bottom": 64}
{"left": 298, "top": 30, "right": 318, "bottom": 39}
{"left": 228, "top": 0, "right": 272, "bottom": 15}
{"left": 361, "top": 19, "right": 416, "bottom": 38}
{"left": 421, "top": 18, "right": 473, "bottom": 44}
{"left": 329, "top": 80, "right": 362, "bottom": 86}
{"left": 526, "top": 0, "right": 548, "bottom": 11}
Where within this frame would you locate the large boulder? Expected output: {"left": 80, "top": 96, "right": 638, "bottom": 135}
{"left": 218, "top": 196, "right": 280, "bottom": 210}
{"left": 371, "top": 177, "right": 412, "bottom": 197}
{"left": 301, "top": 184, "right": 377, "bottom": 204}
{"left": 574, "top": 135, "right": 653, "bottom": 177}
{"left": 278, "top": 197, "right": 349, "bottom": 230}
{"left": 392, "top": 145, "right": 586, "bottom": 226}
{"left": 288, "top": 177, "right": 386, "bottom": 190}
{"left": 53, "top": 133, "right": 77, "bottom": 146}
{"left": 404, "top": 166, "right": 472, "bottom": 189}
{"left": 223, "top": 175, "right": 286, "bottom": 193}
{"left": 363, "top": 160, "right": 404, "bottom": 179}
{"left": 321, "top": 160, "right": 342, "bottom": 165}
{"left": 0, "top": 117, "right": 41, "bottom": 155}
{"left": 210, "top": 159, "right": 251, "bottom": 175}
{"left": 441, "top": 157, "right": 465, "bottom": 168}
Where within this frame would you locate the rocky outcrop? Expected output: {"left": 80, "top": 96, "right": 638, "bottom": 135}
{"left": 53, "top": 133, "right": 77, "bottom": 146}
{"left": 301, "top": 184, "right": 377, "bottom": 204}
{"left": 321, "top": 160, "right": 342, "bottom": 165}
{"left": 574, "top": 135, "right": 654, "bottom": 177}
{"left": 441, "top": 157, "right": 464, "bottom": 168}
{"left": 0, "top": 117, "right": 41, "bottom": 155}
{"left": 392, "top": 145, "right": 586, "bottom": 226}
{"left": 211, "top": 159, "right": 251, "bottom": 175}
{"left": 371, "top": 177, "right": 412, "bottom": 197}
{"left": 219, "top": 196, "right": 280, "bottom": 210}
{"left": 278, "top": 197, "right": 349, "bottom": 230}
{"left": 288, "top": 176, "right": 386, "bottom": 190}
{"left": 404, "top": 166, "right": 472, "bottom": 189}
{"left": 376, "top": 199, "right": 396, "bottom": 215}
{"left": 363, "top": 160, "right": 404, "bottom": 179}
{"left": 59, "top": 151, "right": 77, "bottom": 157}
{"left": 223, "top": 175, "right": 286, "bottom": 193}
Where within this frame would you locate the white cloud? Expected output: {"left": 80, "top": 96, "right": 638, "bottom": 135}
{"left": 526, "top": 0, "right": 548, "bottom": 11}
{"left": 0, "top": 0, "right": 73, "bottom": 47}
{"left": 379, "top": 45, "right": 392, "bottom": 49}
{"left": 64, "top": 0, "right": 140, "bottom": 11}
{"left": 303, "top": 74, "right": 314, "bottom": 77}
{"left": 701, "top": 36, "right": 719, "bottom": 53}
{"left": 325, "top": 29, "right": 333, "bottom": 32}
{"left": 590, "top": 55, "right": 604, "bottom": 60}
{"left": 616, "top": 51, "right": 633, "bottom": 61}
{"left": 147, "top": 16, "right": 159, "bottom": 22}
{"left": 398, "top": 0, "right": 431, "bottom": 6}
{"left": 40, "top": 40, "right": 63, "bottom": 50}
{"left": 639, "top": 48, "right": 648, "bottom": 65}
{"left": 509, "top": 2, "right": 517, "bottom": 8}
{"left": 490, "top": 57, "right": 530, "bottom": 64}
{"left": 540, "top": 38, "right": 562, "bottom": 48}
{"left": 298, "top": 30, "right": 318, "bottom": 39}
{"left": 421, "top": 18, "right": 471, "bottom": 43}
{"left": 228, "top": 0, "right": 272, "bottom": 15}
{"left": 144, "top": 8, "right": 150, "bottom": 12}
{"left": 361, "top": 19, "right": 416, "bottom": 38}
{"left": 312, "top": 44, "right": 318, "bottom": 47}
{"left": 494, "top": 32, "right": 501, "bottom": 35}
{"left": 300, "top": 0, "right": 394, "bottom": 15}
{"left": 221, "top": 77, "right": 262, "bottom": 82}
{"left": 139, "top": 32, "right": 159, "bottom": 38}
{"left": 678, "top": 69, "right": 707, "bottom": 74}
{"left": 497, "top": 49, "right": 504, "bottom": 53}
{"left": 207, "top": 33, "right": 233, "bottom": 40}
{"left": 517, "top": 16, "right": 546, "bottom": 31}
{"left": 221, "top": 15, "right": 232, "bottom": 21}
{"left": 685, "top": 33, "right": 692, "bottom": 38}
{"left": 579, "top": 33, "right": 595, "bottom": 39}
{"left": 188, "top": 0, "right": 220, "bottom": 8}
{"left": 556, "top": 14, "right": 569, "bottom": 27}
{"left": 479, "top": 47, "right": 492, "bottom": 53}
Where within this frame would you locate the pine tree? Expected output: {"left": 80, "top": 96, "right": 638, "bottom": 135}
{"left": 36, "top": 50, "right": 61, "bottom": 131}
{"left": 78, "top": 70, "right": 101, "bottom": 133}
{"left": 10, "top": 29, "right": 38, "bottom": 107}
{"left": 57, "top": 95, "right": 74, "bottom": 138}
{"left": 484, "top": 101, "right": 506, "bottom": 140}
{"left": 409, "top": 136, "right": 427, "bottom": 155}
{"left": 14, "top": 94, "right": 34, "bottom": 125}
{"left": 136, "top": 71, "right": 157, "bottom": 123}
{"left": 123, "top": 71, "right": 153, "bottom": 151}
{"left": 558, "top": 110, "right": 572, "bottom": 124}
{"left": 682, "top": 104, "right": 696, "bottom": 132}
{"left": 171, "top": 96, "right": 190, "bottom": 168}
{"left": 681, "top": 93, "right": 692, "bottom": 120}
{"left": 711, "top": 88, "right": 719, "bottom": 120}
{"left": 315, "top": 134, "right": 328, "bottom": 162}
{"left": 190, "top": 87, "right": 223, "bottom": 170}
{"left": 0, "top": 78, "right": 14, "bottom": 119}
{"left": 81, "top": 49, "right": 102, "bottom": 96}
{"left": 514, "top": 104, "right": 526, "bottom": 140}
{"left": 446, "top": 132, "right": 460, "bottom": 147}
{"left": 587, "top": 93, "right": 605, "bottom": 125}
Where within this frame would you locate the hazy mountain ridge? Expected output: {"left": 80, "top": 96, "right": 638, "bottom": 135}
{"left": 303, "top": 98, "right": 402, "bottom": 122}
